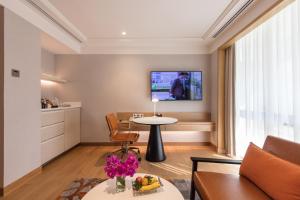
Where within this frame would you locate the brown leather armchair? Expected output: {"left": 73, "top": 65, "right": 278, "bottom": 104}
{"left": 105, "top": 113, "right": 141, "bottom": 160}
{"left": 190, "top": 136, "right": 300, "bottom": 200}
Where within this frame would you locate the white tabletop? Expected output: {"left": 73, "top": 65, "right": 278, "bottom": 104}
{"left": 132, "top": 117, "right": 178, "bottom": 125}
{"left": 82, "top": 173, "right": 184, "bottom": 200}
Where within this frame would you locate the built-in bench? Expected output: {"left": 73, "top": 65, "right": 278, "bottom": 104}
{"left": 117, "top": 111, "right": 215, "bottom": 134}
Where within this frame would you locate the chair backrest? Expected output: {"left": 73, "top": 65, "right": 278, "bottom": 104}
{"left": 105, "top": 113, "right": 119, "bottom": 137}
{"left": 263, "top": 135, "right": 300, "bottom": 165}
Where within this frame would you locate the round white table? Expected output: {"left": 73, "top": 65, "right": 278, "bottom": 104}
{"left": 132, "top": 117, "right": 178, "bottom": 162}
{"left": 82, "top": 173, "right": 184, "bottom": 200}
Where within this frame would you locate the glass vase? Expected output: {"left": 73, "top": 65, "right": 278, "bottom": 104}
{"left": 116, "top": 176, "right": 126, "bottom": 192}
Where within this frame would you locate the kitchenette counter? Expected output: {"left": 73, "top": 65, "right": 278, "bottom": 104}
{"left": 41, "top": 102, "right": 81, "bottom": 112}
{"left": 40, "top": 101, "right": 81, "bottom": 164}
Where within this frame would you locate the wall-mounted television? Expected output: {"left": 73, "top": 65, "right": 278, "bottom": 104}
{"left": 151, "top": 71, "right": 202, "bottom": 101}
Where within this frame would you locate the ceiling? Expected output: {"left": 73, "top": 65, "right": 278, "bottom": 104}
{"left": 7, "top": 0, "right": 252, "bottom": 54}
{"left": 48, "top": 0, "right": 231, "bottom": 39}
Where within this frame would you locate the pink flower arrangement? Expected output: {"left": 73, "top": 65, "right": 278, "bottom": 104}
{"left": 104, "top": 153, "right": 139, "bottom": 178}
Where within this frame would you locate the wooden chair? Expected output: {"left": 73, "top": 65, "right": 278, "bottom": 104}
{"left": 105, "top": 113, "right": 141, "bottom": 160}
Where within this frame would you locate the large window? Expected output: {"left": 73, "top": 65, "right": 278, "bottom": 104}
{"left": 235, "top": 0, "right": 300, "bottom": 156}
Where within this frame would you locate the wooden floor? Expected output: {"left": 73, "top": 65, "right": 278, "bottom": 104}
{"left": 1, "top": 145, "right": 239, "bottom": 200}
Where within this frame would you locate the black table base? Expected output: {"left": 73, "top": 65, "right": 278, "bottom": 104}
{"left": 146, "top": 125, "right": 166, "bottom": 162}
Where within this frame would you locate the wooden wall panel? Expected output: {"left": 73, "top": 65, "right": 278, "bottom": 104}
{"left": 0, "top": 6, "right": 4, "bottom": 196}
{"left": 117, "top": 112, "right": 215, "bottom": 132}
{"left": 117, "top": 112, "right": 211, "bottom": 122}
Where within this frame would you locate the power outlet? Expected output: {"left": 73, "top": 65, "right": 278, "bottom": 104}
{"left": 133, "top": 113, "right": 144, "bottom": 118}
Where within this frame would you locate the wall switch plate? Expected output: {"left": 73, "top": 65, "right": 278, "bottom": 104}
{"left": 11, "top": 69, "right": 20, "bottom": 77}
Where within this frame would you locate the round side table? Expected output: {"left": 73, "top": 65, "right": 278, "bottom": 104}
{"left": 82, "top": 173, "right": 184, "bottom": 200}
{"left": 132, "top": 117, "right": 178, "bottom": 162}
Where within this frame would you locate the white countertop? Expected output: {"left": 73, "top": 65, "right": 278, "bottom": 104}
{"left": 41, "top": 102, "right": 81, "bottom": 112}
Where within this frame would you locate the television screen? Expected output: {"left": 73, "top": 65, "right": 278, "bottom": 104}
{"left": 151, "top": 71, "right": 202, "bottom": 101}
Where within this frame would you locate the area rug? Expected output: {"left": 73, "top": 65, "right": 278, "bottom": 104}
{"left": 170, "top": 179, "right": 200, "bottom": 200}
{"left": 57, "top": 178, "right": 200, "bottom": 200}
{"left": 57, "top": 178, "right": 105, "bottom": 200}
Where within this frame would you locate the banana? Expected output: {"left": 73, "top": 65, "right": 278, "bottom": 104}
{"left": 140, "top": 182, "right": 160, "bottom": 192}
{"left": 148, "top": 177, "right": 158, "bottom": 184}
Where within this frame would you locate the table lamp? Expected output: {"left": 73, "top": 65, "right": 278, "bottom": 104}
{"left": 152, "top": 98, "right": 159, "bottom": 116}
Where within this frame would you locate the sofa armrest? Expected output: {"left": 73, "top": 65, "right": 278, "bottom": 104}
{"left": 191, "top": 157, "right": 242, "bottom": 164}
{"left": 190, "top": 157, "right": 242, "bottom": 172}
{"left": 189, "top": 157, "right": 242, "bottom": 200}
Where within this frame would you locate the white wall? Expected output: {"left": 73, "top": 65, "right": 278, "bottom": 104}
{"left": 4, "top": 9, "right": 41, "bottom": 186}
{"left": 55, "top": 54, "right": 212, "bottom": 142}
{"left": 41, "top": 49, "right": 55, "bottom": 74}
{"left": 41, "top": 49, "right": 58, "bottom": 98}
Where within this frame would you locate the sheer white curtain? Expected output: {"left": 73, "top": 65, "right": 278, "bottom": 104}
{"left": 235, "top": 0, "right": 300, "bottom": 157}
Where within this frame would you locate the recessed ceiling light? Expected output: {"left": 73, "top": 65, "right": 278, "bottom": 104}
{"left": 122, "top": 31, "right": 127, "bottom": 36}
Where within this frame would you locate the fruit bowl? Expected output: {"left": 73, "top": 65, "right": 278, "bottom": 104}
{"left": 132, "top": 175, "right": 163, "bottom": 194}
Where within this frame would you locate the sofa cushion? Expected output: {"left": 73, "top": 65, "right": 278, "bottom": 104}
{"left": 193, "top": 172, "right": 271, "bottom": 200}
{"left": 263, "top": 135, "right": 300, "bottom": 165}
{"left": 240, "top": 143, "right": 300, "bottom": 200}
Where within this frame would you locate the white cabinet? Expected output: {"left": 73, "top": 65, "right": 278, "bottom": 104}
{"left": 64, "top": 108, "right": 81, "bottom": 151}
{"left": 41, "top": 110, "right": 64, "bottom": 127}
{"left": 41, "top": 135, "right": 65, "bottom": 164}
{"left": 41, "top": 107, "right": 81, "bottom": 165}
{"left": 41, "top": 122, "right": 64, "bottom": 142}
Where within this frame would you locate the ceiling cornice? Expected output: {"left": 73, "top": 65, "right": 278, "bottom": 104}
{"left": 202, "top": 0, "right": 240, "bottom": 39}
{"left": 0, "top": 0, "right": 81, "bottom": 53}
{"left": 202, "top": 0, "right": 256, "bottom": 39}
{"left": 27, "top": 0, "right": 87, "bottom": 42}
{"left": 207, "top": 0, "right": 276, "bottom": 53}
